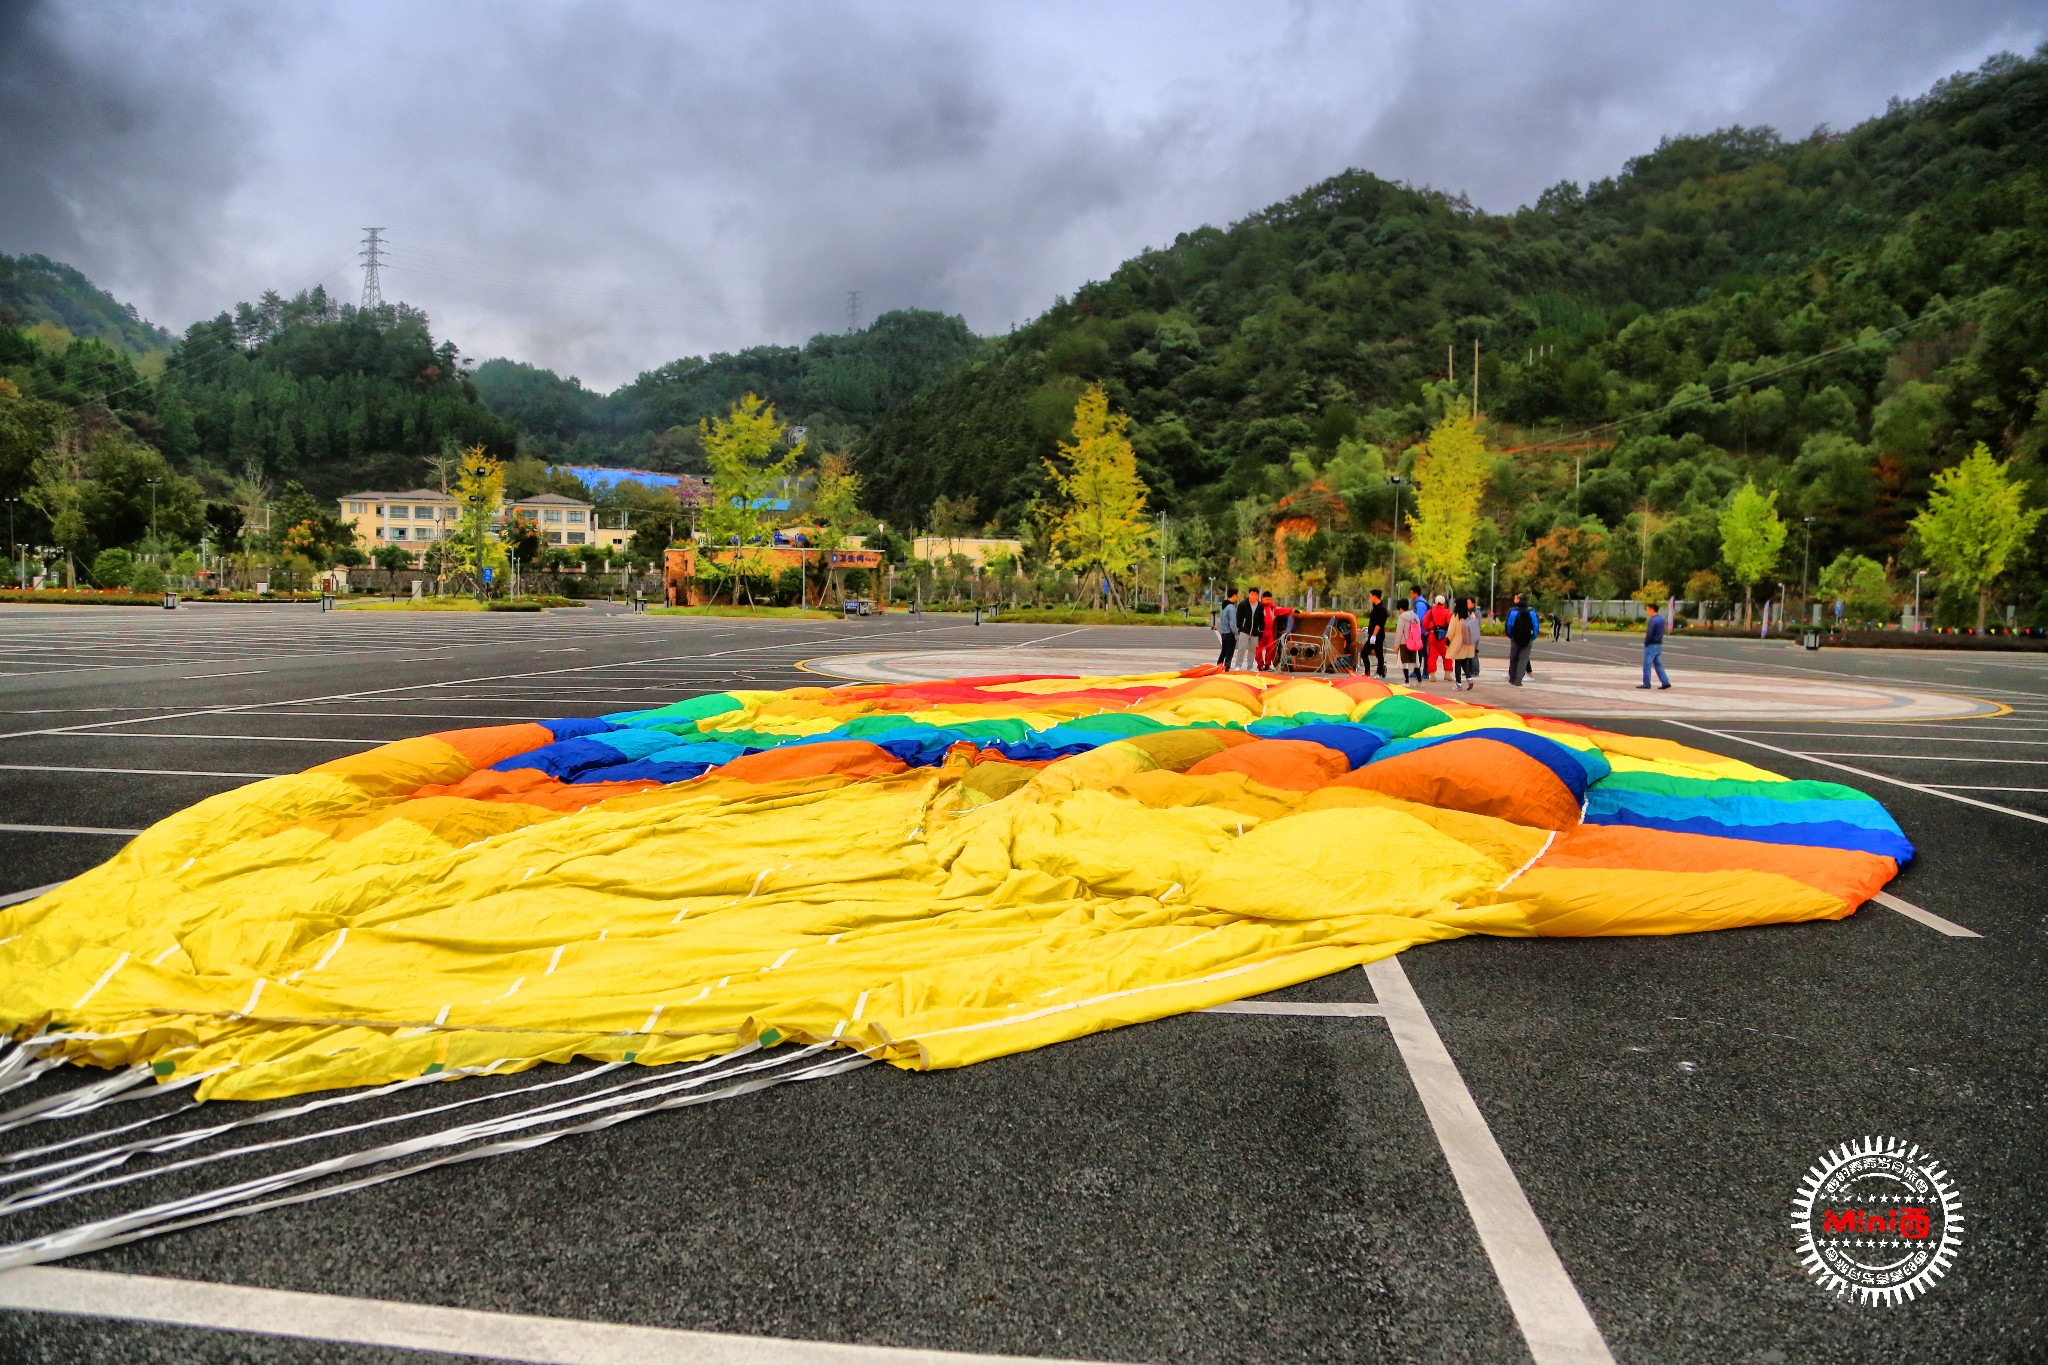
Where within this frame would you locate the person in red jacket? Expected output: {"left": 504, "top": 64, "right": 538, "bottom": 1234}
{"left": 1256, "top": 590, "right": 1283, "bottom": 669}
{"left": 1422, "top": 594, "right": 1453, "bottom": 682}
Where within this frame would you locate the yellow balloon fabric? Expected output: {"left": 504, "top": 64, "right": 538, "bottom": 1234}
{"left": 0, "top": 670, "right": 1908, "bottom": 1100}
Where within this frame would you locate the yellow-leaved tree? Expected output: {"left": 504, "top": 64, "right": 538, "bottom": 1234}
{"left": 451, "top": 446, "right": 507, "bottom": 593}
{"left": 1044, "top": 385, "right": 1154, "bottom": 608}
{"left": 1407, "top": 398, "right": 1489, "bottom": 590}
{"left": 808, "top": 452, "right": 864, "bottom": 605}
{"left": 701, "top": 394, "right": 801, "bottom": 604}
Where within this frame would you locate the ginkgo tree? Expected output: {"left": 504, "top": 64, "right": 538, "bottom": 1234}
{"left": 1912, "top": 442, "right": 2044, "bottom": 630}
{"left": 700, "top": 393, "right": 801, "bottom": 604}
{"left": 1044, "top": 385, "right": 1154, "bottom": 608}
{"left": 808, "top": 452, "right": 865, "bottom": 605}
{"left": 1407, "top": 398, "right": 1489, "bottom": 589}
{"left": 1719, "top": 479, "right": 1786, "bottom": 625}
{"left": 451, "top": 446, "right": 507, "bottom": 595}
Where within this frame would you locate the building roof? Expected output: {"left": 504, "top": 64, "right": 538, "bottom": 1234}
{"left": 337, "top": 489, "right": 453, "bottom": 502}
{"left": 511, "top": 493, "right": 591, "bottom": 506}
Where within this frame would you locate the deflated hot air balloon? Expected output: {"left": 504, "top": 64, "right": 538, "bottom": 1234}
{"left": 0, "top": 669, "right": 1910, "bottom": 1107}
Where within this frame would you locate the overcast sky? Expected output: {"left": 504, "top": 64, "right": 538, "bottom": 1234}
{"left": 2, "top": 0, "right": 2041, "bottom": 390}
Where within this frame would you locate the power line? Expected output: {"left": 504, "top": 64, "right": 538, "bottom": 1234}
{"left": 359, "top": 228, "right": 388, "bottom": 309}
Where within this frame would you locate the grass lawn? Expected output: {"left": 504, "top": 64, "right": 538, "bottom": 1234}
{"left": 647, "top": 604, "right": 845, "bottom": 619}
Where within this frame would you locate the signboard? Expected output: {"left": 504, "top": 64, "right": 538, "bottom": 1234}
{"left": 482, "top": 568, "right": 494, "bottom": 584}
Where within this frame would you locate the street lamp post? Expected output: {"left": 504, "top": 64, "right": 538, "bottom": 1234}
{"left": 1386, "top": 476, "right": 1408, "bottom": 593}
{"left": 3, "top": 497, "right": 17, "bottom": 589}
{"left": 1914, "top": 569, "right": 1928, "bottom": 633}
{"left": 1800, "top": 516, "right": 1816, "bottom": 621}
{"left": 144, "top": 478, "right": 162, "bottom": 560}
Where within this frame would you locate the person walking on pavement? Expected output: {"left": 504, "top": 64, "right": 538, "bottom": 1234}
{"left": 1505, "top": 593, "right": 1538, "bottom": 687}
{"left": 1233, "top": 588, "right": 1261, "bottom": 671}
{"left": 1422, "top": 594, "right": 1452, "bottom": 682}
{"left": 1448, "top": 599, "right": 1477, "bottom": 689}
{"left": 1365, "top": 589, "right": 1389, "bottom": 678}
{"left": 1639, "top": 603, "right": 1673, "bottom": 690}
{"left": 1215, "top": 589, "right": 1239, "bottom": 670}
{"left": 1398, "top": 598, "right": 1423, "bottom": 683}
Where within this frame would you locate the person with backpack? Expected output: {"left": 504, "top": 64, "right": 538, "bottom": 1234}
{"left": 1505, "top": 593, "right": 1539, "bottom": 687}
{"left": 1214, "top": 589, "right": 1239, "bottom": 669}
{"left": 1422, "top": 594, "right": 1453, "bottom": 682}
{"left": 1397, "top": 598, "right": 1423, "bottom": 683}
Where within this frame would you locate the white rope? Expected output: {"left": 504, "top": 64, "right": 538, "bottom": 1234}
{"left": 0, "top": 1044, "right": 864, "bottom": 1270}
{"left": 0, "top": 1043, "right": 785, "bottom": 1215}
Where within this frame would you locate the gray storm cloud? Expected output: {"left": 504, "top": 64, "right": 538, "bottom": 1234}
{"left": 2, "top": 0, "right": 2041, "bottom": 388}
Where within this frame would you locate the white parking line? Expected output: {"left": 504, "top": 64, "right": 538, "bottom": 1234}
{"left": 1720, "top": 730, "right": 2048, "bottom": 745}
{"left": 0, "top": 823, "right": 142, "bottom": 836}
{"left": 63, "top": 734, "right": 375, "bottom": 745}
{"left": 1924, "top": 784, "right": 2048, "bottom": 792}
{"left": 1671, "top": 722, "right": 2048, "bottom": 827}
{"left": 0, "top": 764, "right": 273, "bottom": 779}
{"left": 1790, "top": 752, "right": 2048, "bottom": 764}
{"left": 1364, "top": 956, "right": 1614, "bottom": 1365}
{"left": 0, "top": 1266, "right": 1079, "bottom": 1365}
{"left": 1202, "top": 1000, "right": 1388, "bottom": 1017}
{"left": 0, "top": 882, "right": 65, "bottom": 907}
{"left": 1871, "top": 891, "right": 1982, "bottom": 938}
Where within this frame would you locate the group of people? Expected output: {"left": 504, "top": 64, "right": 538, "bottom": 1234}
{"left": 1213, "top": 583, "right": 1673, "bottom": 691}
{"left": 1213, "top": 587, "right": 1293, "bottom": 671}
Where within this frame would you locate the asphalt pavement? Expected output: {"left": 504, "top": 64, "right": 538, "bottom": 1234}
{"left": 0, "top": 605, "right": 2039, "bottom": 1364}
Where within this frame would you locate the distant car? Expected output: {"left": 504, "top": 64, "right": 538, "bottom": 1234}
{"left": 843, "top": 598, "right": 876, "bottom": 617}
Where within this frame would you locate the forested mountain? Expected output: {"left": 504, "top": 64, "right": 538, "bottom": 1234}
{"left": 0, "top": 253, "right": 176, "bottom": 360}
{"left": 0, "top": 285, "right": 514, "bottom": 568}
{"left": 474, "top": 308, "right": 981, "bottom": 470}
{"left": 859, "top": 50, "right": 2048, "bottom": 618}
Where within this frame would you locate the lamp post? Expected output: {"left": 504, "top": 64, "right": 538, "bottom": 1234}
{"left": 1488, "top": 560, "right": 1497, "bottom": 619}
{"left": 1386, "top": 476, "right": 1408, "bottom": 593}
{"left": 144, "top": 477, "right": 162, "bottom": 560}
{"left": 3, "top": 497, "right": 17, "bottom": 588}
{"left": 1800, "top": 516, "right": 1816, "bottom": 620}
{"left": 1914, "top": 569, "right": 1927, "bottom": 633}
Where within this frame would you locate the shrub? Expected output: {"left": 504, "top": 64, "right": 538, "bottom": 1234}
{"left": 90, "top": 548, "right": 134, "bottom": 588}
{"left": 127, "top": 562, "right": 168, "bottom": 595}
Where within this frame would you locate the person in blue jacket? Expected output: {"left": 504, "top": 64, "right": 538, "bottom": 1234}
{"left": 1639, "top": 604, "right": 1673, "bottom": 690}
{"left": 1504, "top": 593, "right": 1539, "bottom": 686}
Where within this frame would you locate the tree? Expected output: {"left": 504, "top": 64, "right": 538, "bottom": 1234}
{"left": 503, "top": 510, "right": 543, "bottom": 565}
{"left": 700, "top": 393, "right": 800, "bottom": 603}
{"left": 808, "top": 452, "right": 865, "bottom": 604}
{"left": 1816, "top": 552, "right": 1894, "bottom": 625}
{"left": 450, "top": 446, "right": 507, "bottom": 592}
{"left": 1911, "top": 442, "right": 2045, "bottom": 630}
{"left": 1719, "top": 479, "right": 1786, "bottom": 624}
{"left": 371, "top": 544, "right": 413, "bottom": 574}
{"left": 1516, "top": 523, "right": 1605, "bottom": 604}
{"left": 1632, "top": 579, "right": 1670, "bottom": 610}
{"left": 1044, "top": 385, "right": 1153, "bottom": 607}
{"left": 1683, "top": 568, "right": 1725, "bottom": 620}
{"left": 90, "top": 547, "right": 134, "bottom": 588}
{"left": 1407, "top": 398, "right": 1489, "bottom": 589}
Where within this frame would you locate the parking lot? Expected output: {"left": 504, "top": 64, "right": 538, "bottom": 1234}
{"left": 0, "top": 604, "right": 2040, "bottom": 1364}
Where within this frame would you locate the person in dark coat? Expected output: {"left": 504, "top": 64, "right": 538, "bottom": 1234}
{"left": 1365, "top": 589, "right": 1388, "bottom": 678}
{"left": 1505, "top": 593, "right": 1538, "bottom": 686}
{"left": 1233, "top": 587, "right": 1262, "bottom": 671}
{"left": 1215, "top": 589, "right": 1239, "bottom": 669}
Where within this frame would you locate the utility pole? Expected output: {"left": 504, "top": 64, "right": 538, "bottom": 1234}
{"left": 3, "top": 497, "right": 17, "bottom": 588}
{"left": 145, "top": 477, "right": 162, "bottom": 556}
{"left": 1386, "top": 476, "right": 1408, "bottom": 592}
{"left": 359, "top": 228, "right": 387, "bottom": 309}
{"left": 1447, "top": 345, "right": 1453, "bottom": 383}
{"left": 1800, "top": 516, "right": 1816, "bottom": 613}
{"left": 1158, "top": 511, "right": 1167, "bottom": 615}
{"left": 1472, "top": 339, "right": 1479, "bottom": 416}
{"left": 845, "top": 291, "right": 861, "bottom": 334}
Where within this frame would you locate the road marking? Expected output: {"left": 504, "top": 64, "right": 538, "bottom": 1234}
{"left": 181, "top": 671, "right": 266, "bottom": 680}
{"left": 1720, "top": 729, "right": 2048, "bottom": 745}
{"left": 1787, "top": 752, "right": 2048, "bottom": 764}
{"left": 1202, "top": 1000, "right": 1389, "bottom": 1017}
{"left": 55, "top": 733, "right": 375, "bottom": 745}
{"left": 0, "top": 882, "right": 65, "bottom": 907}
{"left": 1871, "top": 891, "right": 1982, "bottom": 938}
{"left": 0, "top": 1266, "right": 1081, "bottom": 1365}
{"left": 0, "top": 823, "right": 142, "bottom": 836}
{"left": 0, "top": 764, "right": 273, "bottom": 779}
{"left": 1671, "top": 722, "right": 2048, "bottom": 828}
{"left": 1364, "top": 956, "right": 1615, "bottom": 1365}
{"left": 1924, "top": 783, "right": 2048, "bottom": 792}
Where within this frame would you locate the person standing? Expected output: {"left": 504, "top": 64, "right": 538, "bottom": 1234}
{"left": 1256, "top": 589, "right": 1282, "bottom": 670}
{"left": 1422, "top": 594, "right": 1452, "bottom": 682}
{"left": 1398, "top": 598, "right": 1423, "bottom": 683}
{"left": 1639, "top": 603, "right": 1672, "bottom": 690}
{"left": 1233, "top": 588, "right": 1261, "bottom": 671}
{"left": 1448, "top": 599, "right": 1477, "bottom": 689}
{"left": 1505, "top": 592, "right": 1538, "bottom": 687}
{"left": 1365, "top": 589, "right": 1388, "bottom": 678}
{"left": 1215, "top": 589, "right": 1239, "bottom": 669}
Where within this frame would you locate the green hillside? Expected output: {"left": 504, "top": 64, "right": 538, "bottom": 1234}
{"left": 0, "top": 253, "right": 176, "bottom": 358}
{"left": 858, "top": 50, "right": 2048, "bottom": 620}
{"left": 474, "top": 307, "right": 981, "bottom": 469}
